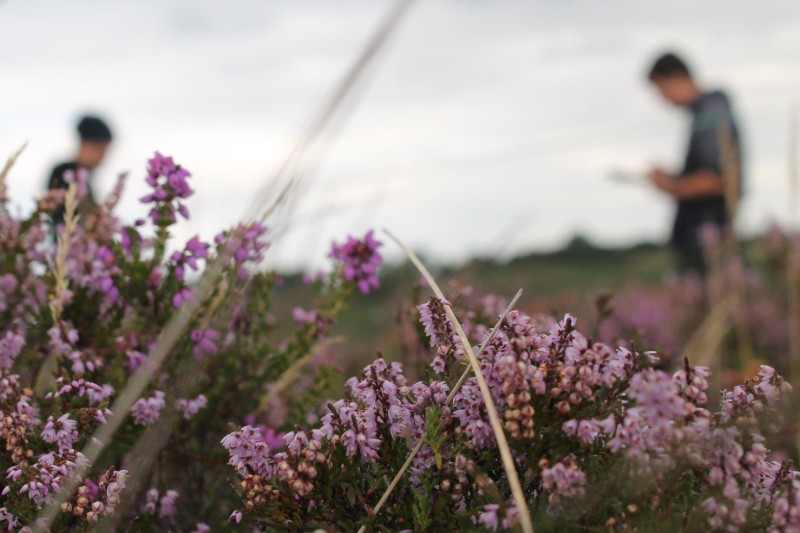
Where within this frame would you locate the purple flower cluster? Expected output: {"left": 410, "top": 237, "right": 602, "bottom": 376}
{"left": 223, "top": 357, "right": 451, "bottom": 507}
{"left": 131, "top": 391, "right": 166, "bottom": 427}
{"left": 175, "top": 394, "right": 208, "bottom": 420}
{"left": 292, "top": 306, "right": 329, "bottom": 339}
{"left": 170, "top": 236, "right": 209, "bottom": 282}
{"left": 4, "top": 450, "right": 85, "bottom": 507}
{"left": 190, "top": 328, "right": 220, "bottom": 358}
{"left": 329, "top": 230, "right": 383, "bottom": 294}
{"left": 224, "top": 295, "right": 800, "bottom": 531}
{"left": 142, "top": 488, "right": 179, "bottom": 518}
{"left": 140, "top": 152, "right": 194, "bottom": 225}
{"left": 0, "top": 330, "right": 25, "bottom": 370}
{"left": 478, "top": 503, "right": 519, "bottom": 531}
{"left": 40, "top": 414, "right": 78, "bottom": 453}
{"left": 215, "top": 221, "right": 270, "bottom": 279}
{"left": 89, "top": 245, "right": 120, "bottom": 307}
{"left": 418, "top": 297, "right": 463, "bottom": 374}
{"left": 64, "top": 469, "right": 129, "bottom": 523}
{"left": 0, "top": 151, "right": 383, "bottom": 529}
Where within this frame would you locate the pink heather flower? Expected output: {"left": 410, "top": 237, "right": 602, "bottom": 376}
{"left": 0, "top": 273, "right": 19, "bottom": 313}
{"left": 91, "top": 245, "right": 120, "bottom": 304}
{"left": 143, "top": 488, "right": 159, "bottom": 514}
{"left": 170, "top": 236, "right": 209, "bottom": 282}
{"left": 215, "top": 222, "right": 270, "bottom": 279}
{"left": 329, "top": 230, "right": 383, "bottom": 294}
{"left": 477, "top": 503, "right": 519, "bottom": 531}
{"left": 86, "top": 383, "right": 115, "bottom": 405}
{"left": 0, "top": 330, "right": 25, "bottom": 369}
{"left": 478, "top": 504, "right": 501, "bottom": 531}
{"left": 221, "top": 425, "right": 274, "bottom": 478}
{"left": 140, "top": 152, "right": 194, "bottom": 225}
{"left": 172, "top": 287, "right": 193, "bottom": 309}
{"left": 175, "top": 394, "right": 208, "bottom": 420}
{"left": 126, "top": 348, "right": 147, "bottom": 370}
{"left": 0, "top": 507, "right": 20, "bottom": 531}
{"left": 292, "top": 306, "right": 318, "bottom": 326}
{"left": 119, "top": 226, "right": 139, "bottom": 253}
{"left": 8, "top": 450, "right": 84, "bottom": 507}
{"left": 131, "top": 391, "right": 166, "bottom": 426}
{"left": 240, "top": 417, "right": 286, "bottom": 450}
{"left": 159, "top": 490, "right": 179, "bottom": 518}
{"left": 190, "top": 328, "right": 220, "bottom": 358}
{"left": 41, "top": 413, "right": 78, "bottom": 452}
{"left": 292, "top": 307, "right": 328, "bottom": 338}
{"left": 46, "top": 377, "right": 104, "bottom": 400}
{"left": 229, "top": 510, "right": 243, "bottom": 524}
{"left": 190, "top": 524, "right": 210, "bottom": 533}
{"left": 541, "top": 457, "right": 587, "bottom": 505}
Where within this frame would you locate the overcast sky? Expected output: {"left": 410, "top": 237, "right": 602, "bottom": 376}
{"left": 2, "top": 1, "right": 799, "bottom": 270}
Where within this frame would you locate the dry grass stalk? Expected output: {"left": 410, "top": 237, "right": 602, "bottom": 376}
{"left": 357, "top": 289, "right": 523, "bottom": 533}
{"left": 0, "top": 142, "right": 27, "bottom": 203}
{"left": 682, "top": 296, "right": 733, "bottom": 369}
{"left": 381, "top": 229, "right": 534, "bottom": 533}
{"left": 48, "top": 183, "right": 79, "bottom": 325}
{"left": 719, "top": 124, "right": 755, "bottom": 369}
{"left": 34, "top": 184, "right": 80, "bottom": 396}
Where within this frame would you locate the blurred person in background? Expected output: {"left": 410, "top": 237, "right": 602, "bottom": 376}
{"left": 646, "top": 52, "right": 742, "bottom": 274}
{"left": 46, "top": 115, "right": 113, "bottom": 230}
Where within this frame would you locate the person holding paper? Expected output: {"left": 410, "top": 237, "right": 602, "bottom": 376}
{"left": 645, "top": 52, "right": 742, "bottom": 274}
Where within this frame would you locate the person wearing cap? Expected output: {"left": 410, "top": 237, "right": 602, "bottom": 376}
{"left": 47, "top": 115, "right": 113, "bottom": 229}
{"left": 645, "top": 52, "right": 743, "bottom": 275}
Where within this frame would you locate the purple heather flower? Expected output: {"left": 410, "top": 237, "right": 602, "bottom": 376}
{"left": 329, "top": 230, "right": 383, "bottom": 294}
{"left": 0, "top": 330, "right": 25, "bottom": 370}
{"left": 190, "top": 328, "right": 220, "bottom": 358}
{"left": 292, "top": 306, "right": 329, "bottom": 338}
{"left": 215, "top": 221, "right": 270, "bottom": 279}
{"left": 41, "top": 413, "right": 79, "bottom": 453}
{"left": 175, "top": 394, "right": 208, "bottom": 420}
{"left": 46, "top": 377, "right": 104, "bottom": 400}
{"left": 171, "top": 236, "right": 210, "bottom": 282}
{"left": 143, "top": 488, "right": 159, "bottom": 514}
{"left": 139, "top": 152, "right": 194, "bottom": 225}
{"left": 159, "top": 490, "right": 179, "bottom": 518}
{"left": 221, "top": 425, "right": 274, "bottom": 478}
{"left": 172, "top": 287, "right": 193, "bottom": 309}
{"left": 8, "top": 450, "right": 83, "bottom": 507}
{"left": 0, "top": 507, "right": 20, "bottom": 531}
{"left": 131, "top": 391, "right": 166, "bottom": 426}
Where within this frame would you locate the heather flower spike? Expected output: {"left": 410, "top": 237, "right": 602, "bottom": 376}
{"left": 329, "top": 230, "right": 383, "bottom": 294}
{"left": 140, "top": 152, "right": 194, "bottom": 226}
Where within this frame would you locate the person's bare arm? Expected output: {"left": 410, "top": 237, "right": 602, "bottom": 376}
{"left": 648, "top": 168, "right": 725, "bottom": 200}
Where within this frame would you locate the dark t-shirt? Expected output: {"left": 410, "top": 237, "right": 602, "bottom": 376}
{"left": 671, "top": 90, "right": 742, "bottom": 247}
{"left": 47, "top": 161, "right": 96, "bottom": 227}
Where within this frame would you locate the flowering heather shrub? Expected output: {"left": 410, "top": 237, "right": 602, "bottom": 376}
{"left": 2, "top": 147, "right": 798, "bottom": 531}
{"left": 0, "top": 152, "right": 382, "bottom": 530}
{"left": 224, "top": 297, "right": 798, "bottom": 531}
{"left": 593, "top": 243, "right": 793, "bottom": 375}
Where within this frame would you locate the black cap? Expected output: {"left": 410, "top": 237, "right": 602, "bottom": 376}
{"left": 77, "top": 115, "right": 113, "bottom": 142}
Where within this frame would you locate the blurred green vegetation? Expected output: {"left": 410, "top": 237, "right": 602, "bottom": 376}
{"left": 274, "top": 235, "right": 675, "bottom": 376}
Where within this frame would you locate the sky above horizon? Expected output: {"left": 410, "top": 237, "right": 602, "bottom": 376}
{"left": 2, "top": 0, "right": 800, "bottom": 270}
